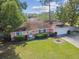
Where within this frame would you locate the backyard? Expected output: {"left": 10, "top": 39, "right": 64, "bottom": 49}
{"left": 1, "top": 38, "right": 79, "bottom": 59}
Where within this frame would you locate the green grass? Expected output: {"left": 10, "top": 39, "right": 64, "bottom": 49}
{"left": 13, "top": 38, "right": 79, "bottom": 59}
{"left": 15, "top": 39, "right": 79, "bottom": 59}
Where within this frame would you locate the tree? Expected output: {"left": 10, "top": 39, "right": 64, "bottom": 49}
{"left": 56, "top": 5, "right": 70, "bottom": 23}
{"left": 0, "top": 0, "right": 27, "bottom": 33}
{"left": 68, "top": 0, "right": 79, "bottom": 26}
{"left": 56, "top": 0, "right": 79, "bottom": 26}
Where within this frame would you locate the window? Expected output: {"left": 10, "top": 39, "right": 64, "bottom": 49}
{"left": 16, "top": 32, "right": 23, "bottom": 36}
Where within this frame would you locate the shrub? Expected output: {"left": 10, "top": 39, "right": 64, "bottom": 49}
{"left": 0, "top": 32, "right": 11, "bottom": 42}
{"left": 4, "top": 34, "right": 11, "bottom": 42}
{"left": 14, "top": 36, "right": 25, "bottom": 41}
{"left": 35, "top": 33, "right": 48, "bottom": 39}
{"left": 48, "top": 32, "right": 57, "bottom": 37}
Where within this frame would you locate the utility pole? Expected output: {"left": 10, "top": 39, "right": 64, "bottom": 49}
{"left": 40, "top": 0, "right": 52, "bottom": 24}
{"left": 48, "top": 0, "right": 52, "bottom": 24}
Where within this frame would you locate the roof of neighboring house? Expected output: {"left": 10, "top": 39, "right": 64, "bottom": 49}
{"left": 26, "top": 20, "right": 55, "bottom": 30}
{"left": 15, "top": 18, "right": 64, "bottom": 31}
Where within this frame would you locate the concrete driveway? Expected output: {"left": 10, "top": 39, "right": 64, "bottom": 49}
{"left": 62, "top": 32, "right": 79, "bottom": 48}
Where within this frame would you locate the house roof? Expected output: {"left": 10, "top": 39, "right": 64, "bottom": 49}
{"left": 16, "top": 18, "right": 64, "bottom": 31}
{"left": 26, "top": 20, "right": 55, "bottom": 30}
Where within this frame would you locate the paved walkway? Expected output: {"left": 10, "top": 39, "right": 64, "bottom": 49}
{"left": 62, "top": 35, "right": 79, "bottom": 48}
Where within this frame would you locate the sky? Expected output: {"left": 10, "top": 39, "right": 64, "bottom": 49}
{"left": 20, "top": 0, "right": 68, "bottom": 14}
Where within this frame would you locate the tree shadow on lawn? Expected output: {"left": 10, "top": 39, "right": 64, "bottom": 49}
{"left": 10, "top": 41, "right": 28, "bottom": 47}
{"left": 0, "top": 43, "right": 22, "bottom": 59}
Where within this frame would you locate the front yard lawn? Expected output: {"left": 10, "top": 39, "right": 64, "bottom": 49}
{"left": 1, "top": 38, "right": 79, "bottom": 59}
{"left": 15, "top": 38, "right": 79, "bottom": 59}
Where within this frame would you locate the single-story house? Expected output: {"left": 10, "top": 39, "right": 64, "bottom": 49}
{"left": 10, "top": 20, "right": 75, "bottom": 41}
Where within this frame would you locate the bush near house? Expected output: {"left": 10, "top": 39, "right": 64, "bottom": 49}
{"left": 0, "top": 32, "right": 11, "bottom": 42}
{"left": 14, "top": 36, "right": 25, "bottom": 41}
{"left": 35, "top": 33, "right": 48, "bottom": 39}
{"left": 4, "top": 34, "right": 11, "bottom": 42}
{"left": 48, "top": 32, "right": 57, "bottom": 37}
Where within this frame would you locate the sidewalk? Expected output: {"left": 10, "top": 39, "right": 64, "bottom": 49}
{"left": 62, "top": 37, "right": 79, "bottom": 48}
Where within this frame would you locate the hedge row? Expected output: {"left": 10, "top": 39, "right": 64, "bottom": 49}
{"left": 14, "top": 32, "right": 57, "bottom": 41}
{"left": 14, "top": 36, "right": 25, "bottom": 41}
{"left": 35, "top": 33, "right": 48, "bottom": 39}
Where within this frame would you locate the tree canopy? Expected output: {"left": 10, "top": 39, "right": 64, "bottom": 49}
{"left": 56, "top": 0, "right": 79, "bottom": 26}
{"left": 0, "top": 0, "right": 27, "bottom": 33}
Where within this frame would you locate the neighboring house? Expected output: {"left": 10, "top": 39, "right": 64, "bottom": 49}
{"left": 10, "top": 20, "right": 75, "bottom": 41}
